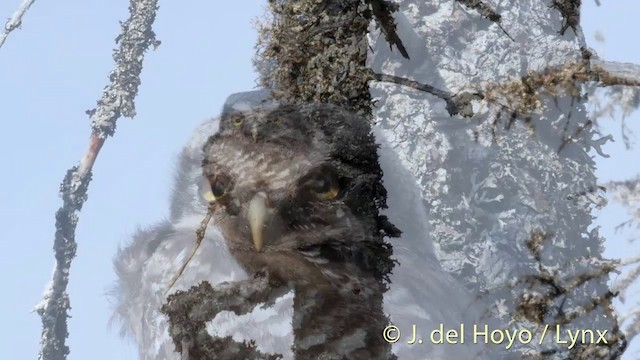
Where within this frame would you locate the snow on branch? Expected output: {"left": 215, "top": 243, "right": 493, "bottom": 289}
{"left": 161, "top": 274, "right": 288, "bottom": 360}
{"left": 34, "top": 1, "right": 159, "bottom": 359}
{"left": 0, "top": 0, "right": 37, "bottom": 49}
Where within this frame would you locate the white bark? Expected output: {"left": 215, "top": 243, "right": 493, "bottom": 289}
{"left": 0, "top": 0, "right": 36, "bottom": 49}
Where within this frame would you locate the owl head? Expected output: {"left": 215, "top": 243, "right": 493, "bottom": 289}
{"left": 202, "top": 103, "right": 397, "bottom": 281}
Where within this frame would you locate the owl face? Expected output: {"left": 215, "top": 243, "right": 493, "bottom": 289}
{"left": 202, "top": 105, "right": 371, "bottom": 255}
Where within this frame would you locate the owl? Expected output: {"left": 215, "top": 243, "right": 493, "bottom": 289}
{"left": 111, "top": 90, "right": 493, "bottom": 360}
{"left": 197, "top": 102, "right": 399, "bottom": 359}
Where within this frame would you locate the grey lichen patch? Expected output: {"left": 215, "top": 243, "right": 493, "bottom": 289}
{"left": 483, "top": 62, "right": 588, "bottom": 117}
{"left": 161, "top": 276, "right": 287, "bottom": 359}
{"left": 256, "top": 0, "right": 375, "bottom": 116}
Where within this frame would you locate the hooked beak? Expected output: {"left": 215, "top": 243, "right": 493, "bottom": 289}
{"left": 251, "top": 124, "right": 258, "bottom": 143}
{"left": 248, "top": 192, "right": 269, "bottom": 252}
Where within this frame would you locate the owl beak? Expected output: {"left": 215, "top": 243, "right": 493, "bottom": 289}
{"left": 248, "top": 192, "right": 269, "bottom": 252}
{"left": 251, "top": 124, "right": 258, "bottom": 143}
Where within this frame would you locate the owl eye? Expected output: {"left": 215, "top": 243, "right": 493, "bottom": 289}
{"left": 231, "top": 116, "right": 243, "bottom": 127}
{"left": 306, "top": 173, "right": 340, "bottom": 200}
{"left": 200, "top": 175, "right": 230, "bottom": 202}
{"left": 210, "top": 180, "right": 227, "bottom": 198}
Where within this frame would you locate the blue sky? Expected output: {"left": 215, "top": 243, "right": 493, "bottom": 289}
{"left": 0, "top": 1, "right": 264, "bottom": 358}
{"left": 582, "top": 1, "right": 640, "bottom": 357}
{"left": 0, "top": 1, "right": 637, "bottom": 359}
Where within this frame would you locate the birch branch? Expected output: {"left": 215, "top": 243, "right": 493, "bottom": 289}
{"left": 0, "top": 0, "right": 37, "bottom": 49}
{"left": 34, "top": 1, "right": 159, "bottom": 359}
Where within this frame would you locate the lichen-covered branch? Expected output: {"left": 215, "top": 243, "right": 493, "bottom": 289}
{"left": 257, "top": 0, "right": 374, "bottom": 116}
{"left": 486, "top": 230, "right": 628, "bottom": 357}
{"left": 0, "top": 0, "right": 37, "bottom": 49}
{"left": 34, "top": 1, "right": 159, "bottom": 359}
{"left": 372, "top": 59, "right": 640, "bottom": 120}
{"left": 480, "top": 59, "right": 640, "bottom": 124}
{"left": 161, "top": 275, "right": 288, "bottom": 360}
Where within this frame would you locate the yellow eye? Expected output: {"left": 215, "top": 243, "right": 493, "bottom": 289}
{"left": 308, "top": 173, "right": 340, "bottom": 200}
{"left": 231, "top": 116, "right": 243, "bottom": 127}
{"left": 200, "top": 176, "right": 228, "bottom": 202}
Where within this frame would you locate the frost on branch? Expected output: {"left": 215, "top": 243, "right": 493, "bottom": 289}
{"left": 369, "top": 0, "right": 628, "bottom": 357}
{"left": 36, "top": 1, "right": 159, "bottom": 359}
{"left": 0, "top": 0, "right": 37, "bottom": 49}
{"left": 161, "top": 275, "right": 287, "bottom": 360}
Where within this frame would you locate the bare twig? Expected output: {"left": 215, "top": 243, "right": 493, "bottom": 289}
{"left": 370, "top": 72, "right": 483, "bottom": 117}
{"left": 366, "top": 0, "right": 410, "bottom": 59}
{"left": 371, "top": 72, "right": 453, "bottom": 100}
{"left": 166, "top": 205, "right": 214, "bottom": 293}
{"left": 0, "top": 0, "right": 37, "bottom": 49}
{"left": 620, "top": 254, "right": 640, "bottom": 267}
{"left": 34, "top": 1, "right": 159, "bottom": 359}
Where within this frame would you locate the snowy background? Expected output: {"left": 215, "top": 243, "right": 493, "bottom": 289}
{"left": 0, "top": 1, "right": 637, "bottom": 359}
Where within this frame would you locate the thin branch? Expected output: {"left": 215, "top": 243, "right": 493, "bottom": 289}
{"left": 620, "top": 254, "right": 640, "bottom": 267}
{"left": 0, "top": 0, "right": 37, "bottom": 49}
{"left": 591, "top": 60, "right": 640, "bottom": 87}
{"left": 455, "top": 0, "right": 513, "bottom": 41}
{"left": 366, "top": 0, "right": 410, "bottom": 59}
{"left": 166, "top": 205, "right": 214, "bottom": 293}
{"left": 371, "top": 72, "right": 452, "bottom": 100}
{"left": 34, "top": 1, "right": 159, "bottom": 359}
{"left": 370, "top": 71, "right": 483, "bottom": 117}
{"left": 374, "top": 59, "right": 640, "bottom": 120}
